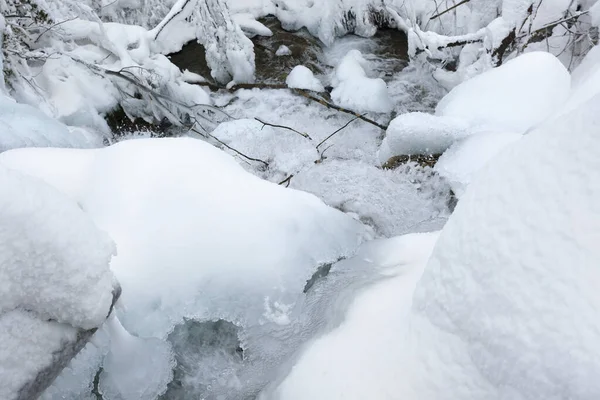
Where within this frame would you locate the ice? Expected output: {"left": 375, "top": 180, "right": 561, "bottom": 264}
{"left": 434, "top": 131, "right": 522, "bottom": 197}
{"left": 436, "top": 51, "right": 571, "bottom": 133}
{"left": 286, "top": 65, "right": 325, "bottom": 92}
{"left": 260, "top": 232, "right": 441, "bottom": 400}
{"left": 0, "top": 95, "right": 103, "bottom": 152}
{"left": 1, "top": 137, "right": 368, "bottom": 398}
{"left": 331, "top": 50, "right": 394, "bottom": 113}
{"left": 99, "top": 316, "right": 174, "bottom": 400}
{"left": 276, "top": 45, "right": 292, "bottom": 56}
{"left": 378, "top": 112, "right": 475, "bottom": 163}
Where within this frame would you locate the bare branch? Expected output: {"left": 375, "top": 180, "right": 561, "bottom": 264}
{"left": 316, "top": 116, "right": 360, "bottom": 150}
{"left": 429, "top": 0, "right": 471, "bottom": 20}
{"left": 254, "top": 118, "right": 313, "bottom": 140}
{"left": 278, "top": 174, "right": 294, "bottom": 187}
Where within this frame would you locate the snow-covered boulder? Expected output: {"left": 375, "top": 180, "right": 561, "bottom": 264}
{"left": 0, "top": 165, "right": 117, "bottom": 400}
{"left": 1, "top": 137, "right": 368, "bottom": 398}
{"left": 331, "top": 50, "right": 393, "bottom": 113}
{"left": 436, "top": 51, "right": 571, "bottom": 133}
{"left": 378, "top": 112, "right": 473, "bottom": 163}
{"left": 434, "top": 131, "right": 522, "bottom": 197}
{"left": 286, "top": 65, "right": 325, "bottom": 92}
{"left": 408, "top": 92, "right": 600, "bottom": 400}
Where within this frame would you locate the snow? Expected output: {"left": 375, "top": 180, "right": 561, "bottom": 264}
{"left": 286, "top": 65, "right": 325, "bottom": 92}
{"left": 260, "top": 232, "right": 441, "bottom": 400}
{"left": 0, "top": 95, "right": 103, "bottom": 152}
{"left": 331, "top": 50, "right": 394, "bottom": 113}
{"left": 434, "top": 131, "right": 522, "bottom": 197}
{"left": 562, "top": 44, "right": 600, "bottom": 115}
{"left": 436, "top": 52, "right": 571, "bottom": 133}
{"left": 276, "top": 45, "right": 292, "bottom": 56}
{"left": 408, "top": 92, "right": 600, "bottom": 400}
{"left": 1, "top": 137, "right": 368, "bottom": 399}
{"left": 0, "top": 163, "right": 117, "bottom": 399}
{"left": 378, "top": 112, "right": 474, "bottom": 163}
{"left": 233, "top": 12, "right": 273, "bottom": 37}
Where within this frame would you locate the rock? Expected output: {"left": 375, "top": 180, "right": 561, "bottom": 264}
{"left": 382, "top": 153, "right": 441, "bottom": 169}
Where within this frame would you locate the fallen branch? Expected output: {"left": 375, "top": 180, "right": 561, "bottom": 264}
{"left": 192, "top": 126, "right": 269, "bottom": 167}
{"left": 293, "top": 90, "right": 388, "bottom": 130}
{"left": 255, "top": 117, "right": 313, "bottom": 140}
{"left": 316, "top": 116, "right": 360, "bottom": 150}
{"left": 195, "top": 81, "right": 287, "bottom": 91}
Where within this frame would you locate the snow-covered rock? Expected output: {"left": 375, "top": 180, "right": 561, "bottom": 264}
{"left": 434, "top": 131, "right": 522, "bottom": 197}
{"left": 276, "top": 45, "right": 292, "bottom": 56}
{"left": 0, "top": 164, "right": 117, "bottom": 400}
{"left": 331, "top": 50, "right": 393, "bottom": 113}
{"left": 378, "top": 112, "right": 473, "bottom": 163}
{"left": 286, "top": 65, "right": 325, "bottom": 92}
{"left": 1, "top": 137, "right": 368, "bottom": 399}
{"left": 436, "top": 51, "right": 571, "bottom": 133}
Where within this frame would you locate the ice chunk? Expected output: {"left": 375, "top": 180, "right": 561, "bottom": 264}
{"left": 434, "top": 131, "right": 522, "bottom": 197}
{"left": 286, "top": 66, "right": 325, "bottom": 92}
{"left": 436, "top": 51, "right": 571, "bottom": 133}
{"left": 331, "top": 50, "right": 393, "bottom": 113}
{"left": 378, "top": 112, "right": 474, "bottom": 163}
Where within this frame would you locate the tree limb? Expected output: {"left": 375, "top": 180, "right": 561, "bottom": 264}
{"left": 255, "top": 117, "right": 313, "bottom": 140}
{"left": 429, "top": 0, "right": 471, "bottom": 20}
{"left": 316, "top": 116, "right": 360, "bottom": 150}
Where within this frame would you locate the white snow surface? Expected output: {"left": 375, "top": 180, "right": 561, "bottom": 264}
{"left": 331, "top": 50, "right": 394, "bottom": 113}
{"left": 286, "top": 65, "right": 325, "bottom": 92}
{"left": 276, "top": 45, "right": 292, "bottom": 56}
{"left": 436, "top": 52, "right": 571, "bottom": 133}
{"left": 0, "top": 164, "right": 116, "bottom": 400}
{"left": 408, "top": 93, "right": 600, "bottom": 400}
{"left": 0, "top": 95, "right": 103, "bottom": 152}
{"left": 378, "top": 112, "right": 474, "bottom": 162}
{"left": 233, "top": 12, "right": 273, "bottom": 37}
{"left": 434, "top": 131, "right": 522, "bottom": 197}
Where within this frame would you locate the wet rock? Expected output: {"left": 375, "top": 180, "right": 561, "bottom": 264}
{"left": 382, "top": 153, "right": 441, "bottom": 169}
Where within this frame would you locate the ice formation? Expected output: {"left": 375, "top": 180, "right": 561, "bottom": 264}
{"left": 286, "top": 65, "right": 325, "bottom": 92}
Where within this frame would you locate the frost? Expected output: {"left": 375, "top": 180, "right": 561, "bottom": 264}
{"left": 286, "top": 65, "right": 325, "bottom": 92}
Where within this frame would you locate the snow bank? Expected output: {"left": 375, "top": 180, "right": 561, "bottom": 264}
{"left": 434, "top": 131, "right": 522, "bottom": 197}
{"left": 378, "top": 112, "right": 473, "bottom": 163}
{"left": 408, "top": 93, "right": 600, "bottom": 400}
{"left": 436, "top": 52, "right": 571, "bottom": 133}
{"left": 261, "top": 232, "right": 440, "bottom": 399}
{"left": 563, "top": 44, "right": 600, "bottom": 115}
{"left": 331, "top": 50, "right": 393, "bottom": 113}
{"left": 0, "top": 164, "right": 117, "bottom": 399}
{"left": 286, "top": 65, "right": 325, "bottom": 92}
{"left": 0, "top": 95, "right": 103, "bottom": 152}
{"left": 233, "top": 12, "right": 273, "bottom": 37}
{"left": 1, "top": 137, "right": 368, "bottom": 398}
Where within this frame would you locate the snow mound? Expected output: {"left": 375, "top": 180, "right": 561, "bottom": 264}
{"left": 211, "top": 118, "right": 318, "bottom": 179}
{"left": 0, "top": 164, "right": 117, "bottom": 399}
{"left": 378, "top": 112, "right": 473, "bottom": 163}
{"left": 563, "top": 44, "right": 600, "bottom": 116}
{"left": 1, "top": 137, "right": 368, "bottom": 398}
{"left": 276, "top": 45, "right": 292, "bottom": 56}
{"left": 331, "top": 50, "right": 393, "bottom": 113}
{"left": 436, "top": 51, "right": 571, "bottom": 133}
{"left": 286, "top": 66, "right": 325, "bottom": 92}
{"left": 434, "top": 131, "right": 522, "bottom": 197}
{"left": 0, "top": 95, "right": 102, "bottom": 152}
{"left": 260, "top": 232, "right": 440, "bottom": 400}
{"left": 410, "top": 93, "right": 600, "bottom": 399}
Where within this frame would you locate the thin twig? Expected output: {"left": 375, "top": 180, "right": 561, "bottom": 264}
{"left": 255, "top": 118, "right": 313, "bottom": 140}
{"left": 35, "top": 16, "right": 78, "bottom": 42}
{"left": 195, "top": 127, "right": 269, "bottom": 167}
{"left": 429, "top": 0, "right": 470, "bottom": 20}
{"left": 316, "top": 116, "right": 360, "bottom": 150}
{"left": 278, "top": 174, "right": 294, "bottom": 187}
